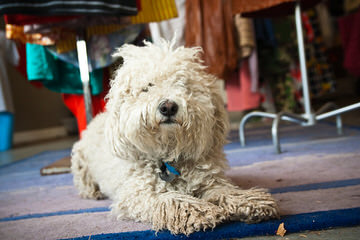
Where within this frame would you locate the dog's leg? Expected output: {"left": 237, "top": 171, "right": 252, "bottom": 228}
{"left": 152, "top": 192, "right": 227, "bottom": 235}
{"left": 71, "top": 149, "right": 106, "bottom": 200}
{"left": 200, "top": 178, "right": 279, "bottom": 223}
{"left": 111, "top": 190, "right": 225, "bottom": 235}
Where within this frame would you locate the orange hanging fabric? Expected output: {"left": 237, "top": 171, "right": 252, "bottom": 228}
{"left": 185, "top": 0, "right": 237, "bottom": 79}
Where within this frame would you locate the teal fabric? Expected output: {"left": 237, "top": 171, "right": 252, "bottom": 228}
{"left": 26, "top": 43, "right": 103, "bottom": 95}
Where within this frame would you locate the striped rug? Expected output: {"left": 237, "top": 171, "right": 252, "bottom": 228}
{"left": 0, "top": 122, "right": 359, "bottom": 239}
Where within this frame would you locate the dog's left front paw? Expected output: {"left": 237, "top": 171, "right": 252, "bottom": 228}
{"left": 211, "top": 188, "right": 279, "bottom": 223}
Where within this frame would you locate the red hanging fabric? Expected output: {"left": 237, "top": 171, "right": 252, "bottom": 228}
{"left": 62, "top": 69, "right": 110, "bottom": 137}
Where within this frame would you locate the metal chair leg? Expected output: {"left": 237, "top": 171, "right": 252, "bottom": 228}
{"left": 315, "top": 102, "right": 343, "bottom": 135}
{"left": 336, "top": 115, "right": 343, "bottom": 135}
{"left": 271, "top": 114, "right": 282, "bottom": 153}
{"left": 239, "top": 112, "right": 276, "bottom": 147}
{"left": 272, "top": 112, "right": 307, "bottom": 153}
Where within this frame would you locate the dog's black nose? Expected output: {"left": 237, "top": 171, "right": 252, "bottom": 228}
{"left": 159, "top": 100, "right": 178, "bottom": 117}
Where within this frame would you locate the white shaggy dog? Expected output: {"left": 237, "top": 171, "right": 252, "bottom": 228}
{"left": 71, "top": 40, "right": 279, "bottom": 235}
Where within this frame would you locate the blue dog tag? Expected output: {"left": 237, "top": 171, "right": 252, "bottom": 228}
{"left": 159, "top": 161, "right": 180, "bottom": 182}
{"left": 164, "top": 162, "right": 180, "bottom": 176}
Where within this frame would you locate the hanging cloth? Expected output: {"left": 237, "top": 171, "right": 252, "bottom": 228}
{"left": 0, "top": 0, "right": 138, "bottom": 16}
{"left": 226, "top": 57, "right": 261, "bottom": 112}
{"left": 149, "top": 0, "right": 186, "bottom": 48}
{"left": 232, "top": 0, "right": 292, "bottom": 15}
{"left": 234, "top": 15, "right": 256, "bottom": 59}
{"left": 62, "top": 68, "right": 110, "bottom": 136}
{"left": 131, "top": 0, "right": 178, "bottom": 24}
{"left": 338, "top": 8, "right": 360, "bottom": 77}
{"left": 26, "top": 43, "right": 104, "bottom": 95}
{"left": 4, "top": 0, "right": 178, "bottom": 70}
{"left": 185, "top": 0, "right": 237, "bottom": 79}
{"left": 232, "top": 0, "right": 320, "bottom": 17}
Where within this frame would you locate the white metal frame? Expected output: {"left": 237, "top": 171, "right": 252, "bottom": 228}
{"left": 239, "top": 0, "right": 360, "bottom": 153}
{"left": 76, "top": 33, "right": 93, "bottom": 124}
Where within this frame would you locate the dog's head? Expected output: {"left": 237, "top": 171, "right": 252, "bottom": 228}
{"left": 105, "top": 40, "right": 229, "bottom": 161}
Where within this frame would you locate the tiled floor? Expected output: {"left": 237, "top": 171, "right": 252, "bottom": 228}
{"left": 0, "top": 136, "right": 77, "bottom": 167}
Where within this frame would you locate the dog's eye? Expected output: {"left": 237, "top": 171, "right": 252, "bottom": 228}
{"left": 141, "top": 83, "right": 154, "bottom": 93}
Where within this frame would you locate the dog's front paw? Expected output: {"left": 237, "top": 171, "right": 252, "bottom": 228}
{"left": 152, "top": 195, "right": 225, "bottom": 235}
{"left": 220, "top": 188, "right": 279, "bottom": 223}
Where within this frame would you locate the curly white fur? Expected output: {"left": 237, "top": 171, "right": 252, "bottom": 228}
{"left": 71, "top": 39, "right": 279, "bottom": 235}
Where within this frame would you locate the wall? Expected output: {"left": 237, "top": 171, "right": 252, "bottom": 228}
{"left": 6, "top": 62, "right": 72, "bottom": 132}
{"left": 1, "top": 18, "right": 74, "bottom": 141}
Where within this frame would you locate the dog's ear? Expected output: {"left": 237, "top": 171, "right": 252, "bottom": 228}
{"left": 104, "top": 44, "right": 145, "bottom": 157}
{"left": 210, "top": 80, "right": 230, "bottom": 149}
{"left": 104, "top": 60, "right": 127, "bottom": 157}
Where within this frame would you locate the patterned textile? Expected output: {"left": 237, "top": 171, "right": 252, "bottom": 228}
{"left": 254, "top": 18, "right": 301, "bottom": 113}
{"left": 0, "top": 0, "right": 138, "bottom": 16}
{"left": 270, "top": 70, "right": 300, "bottom": 112}
{"left": 302, "top": 9, "right": 335, "bottom": 97}
{"left": 256, "top": 8, "right": 336, "bottom": 113}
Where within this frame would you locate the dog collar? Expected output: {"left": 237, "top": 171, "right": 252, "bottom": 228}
{"left": 159, "top": 160, "right": 180, "bottom": 182}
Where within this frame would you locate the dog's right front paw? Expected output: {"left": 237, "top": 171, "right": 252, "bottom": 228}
{"left": 152, "top": 196, "right": 225, "bottom": 235}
